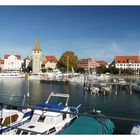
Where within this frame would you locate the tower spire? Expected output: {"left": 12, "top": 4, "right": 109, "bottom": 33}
{"left": 33, "top": 36, "right": 41, "bottom": 52}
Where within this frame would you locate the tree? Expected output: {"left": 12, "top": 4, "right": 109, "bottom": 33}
{"left": 96, "top": 66, "right": 106, "bottom": 74}
{"left": 76, "top": 67, "right": 85, "bottom": 73}
{"left": 0, "top": 67, "right": 2, "bottom": 73}
{"left": 107, "top": 66, "right": 119, "bottom": 74}
{"left": 25, "top": 65, "right": 32, "bottom": 73}
{"left": 57, "top": 51, "right": 78, "bottom": 72}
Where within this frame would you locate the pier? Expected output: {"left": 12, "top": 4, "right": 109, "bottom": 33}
{"left": 83, "top": 75, "right": 135, "bottom": 95}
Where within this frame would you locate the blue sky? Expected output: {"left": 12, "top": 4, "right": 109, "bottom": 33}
{"left": 0, "top": 6, "right": 140, "bottom": 62}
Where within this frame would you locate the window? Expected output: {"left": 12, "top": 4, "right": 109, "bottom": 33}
{"left": 48, "top": 127, "right": 56, "bottom": 134}
{"left": 28, "top": 125, "right": 35, "bottom": 129}
{"left": 11, "top": 114, "right": 18, "bottom": 123}
{"left": 63, "top": 114, "right": 67, "bottom": 120}
{"left": 16, "top": 129, "right": 22, "bottom": 135}
{"left": 22, "top": 131, "right": 29, "bottom": 135}
{"left": 3, "top": 117, "right": 10, "bottom": 126}
{"left": 37, "top": 115, "right": 45, "bottom": 123}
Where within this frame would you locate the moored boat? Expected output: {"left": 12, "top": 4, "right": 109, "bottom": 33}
{"left": 0, "top": 73, "right": 25, "bottom": 78}
{"left": 131, "top": 80, "right": 140, "bottom": 93}
{"left": 130, "top": 124, "right": 140, "bottom": 134}
{"left": 60, "top": 109, "right": 115, "bottom": 134}
{"left": 12, "top": 92, "right": 80, "bottom": 135}
{"left": 0, "top": 107, "right": 33, "bottom": 135}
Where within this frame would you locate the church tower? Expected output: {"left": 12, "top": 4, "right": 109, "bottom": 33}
{"left": 32, "top": 36, "right": 42, "bottom": 73}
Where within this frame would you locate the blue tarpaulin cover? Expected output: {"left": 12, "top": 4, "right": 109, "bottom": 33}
{"left": 60, "top": 116, "right": 115, "bottom": 134}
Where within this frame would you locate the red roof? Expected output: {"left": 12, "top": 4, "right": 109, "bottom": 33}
{"left": 4, "top": 54, "right": 21, "bottom": 60}
{"left": 115, "top": 56, "right": 139, "bottom": 63}
{"left": 78, "top": 58, "right": 93, "bottom": 64}
{"left": 0, "top": 59, "right": 4, "bottom": 64}
{"left": 44, "top": 55, "right": 58, "bottom": 63}
{"left": 96, "top": 61, "right": 108, "bottom": 66}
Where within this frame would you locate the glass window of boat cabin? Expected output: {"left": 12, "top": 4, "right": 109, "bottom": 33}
{"left": 11, "top": 114, "right": 18, "bottom": 123}
{"left": 3, "top": 117, "right": 10, "bottom": 126}
{"left": 37, "top": 115, "right": 46, "bottom": 123}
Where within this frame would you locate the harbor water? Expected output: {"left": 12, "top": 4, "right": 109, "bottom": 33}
{"left": 0, "top": 78, "right": 140, "bottom": 134}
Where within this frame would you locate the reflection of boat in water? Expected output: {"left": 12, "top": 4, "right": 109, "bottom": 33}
{"left": 0, "top": 107, "right": 33, "bottom": 135}
{"left": 99, "top": 83, "right": 111, "bottom": 95}
{"left": 60, "top": 109, "right": 115, "bottom": 134}
{"left": 131, "top": 80, "right": 140, "bottom": 93}
{"left": 12, "top": 92, "right": 80, "bottom": 135}
{"left": 90, "top": 85, "right": 100, "bottom": 94}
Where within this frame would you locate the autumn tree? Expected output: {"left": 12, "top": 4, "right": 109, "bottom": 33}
{"left": 57, "top": 51, "right": 78, "bottom": 72}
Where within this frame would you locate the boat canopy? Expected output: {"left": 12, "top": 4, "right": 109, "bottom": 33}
{"left": 35, "top": 103, "right": 67, "bottom": 111}
{"left": 60, "top": 116, "right": 115, "bottom": 134}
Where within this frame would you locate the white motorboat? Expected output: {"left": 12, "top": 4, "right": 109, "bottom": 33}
{"left": 90, "top": 86, "right": 100, "bottom": 94}
{"left": 131, "top": 124, "right": 140, "bottom": 134}
{"left": 0, "top": 107, "right": 33, "bottom": 135}
{"left": 0, "top": 73, "right": 25, "bottom": 78}
{"left": 12, "top": 92, "right": 80, "bottom": 135}
{"left": 118, "top": 78, "right": 127, "bottom": 86}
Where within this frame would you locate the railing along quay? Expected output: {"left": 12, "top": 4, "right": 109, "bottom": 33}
{"left": 1, "top": 103, "right": 140, "bottom": 123}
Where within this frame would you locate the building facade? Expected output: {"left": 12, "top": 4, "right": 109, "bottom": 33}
{"left": 77, "top": 58, "right": 97, "bottom": 70}
{"left": 1, "top": 54, "right": 22, "bottom": 71}
{"left": 96, "top": 61, "right": 109, "bottom": 68}
{"left": 0, "top": 59, "right": 4, "bottom": 70}
{"left": 24, "top": 56, "right": 30, "bottom": 68}
{"left": 42, "top": 55, "right": 58, "bottom": 70}
{"left": 115, "top": 56, "right": 140, "bottom": 70}
{"left": 32, "top": 36, "right": 42, "bottom": 73}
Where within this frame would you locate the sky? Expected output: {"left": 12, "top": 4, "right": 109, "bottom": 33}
{"left": 0, "top": 6, "right": 140, "bottom": 62}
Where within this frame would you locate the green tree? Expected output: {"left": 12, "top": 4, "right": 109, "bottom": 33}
{"left": 25, "top": 66, "right": 32, "bottom": 73}
{"left": 0, "top": 67, "right": 2, "bottom": 73}
{"left": 96, "top": 66, "right": 107, "bottom": 74}
{"left": 57, "top": 51, "right": 78, "bottom": 72}
{"left": 76, "top": 67, "right": 85, "bottom": 73}
{"left": 107, "top": 66, "right": 119, "bottom": 74}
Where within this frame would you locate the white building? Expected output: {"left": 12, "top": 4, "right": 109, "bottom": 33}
{"left": 115, "top": 56, "right": 140, "bottom": 70}
{"left": 3, "top": 54, "right": 22, "bottom": 71}
{"left": 24, "top": 56, "right": 30, "bottom": 68}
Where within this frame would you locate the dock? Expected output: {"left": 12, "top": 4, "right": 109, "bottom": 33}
{"left": 40, "top": 79, "right": 69, "bottom": 85}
